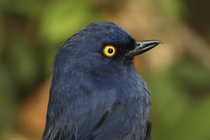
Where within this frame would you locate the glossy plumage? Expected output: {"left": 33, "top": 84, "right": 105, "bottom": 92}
{"left": 42, "top": 21, "right": 162, "bottom": 140}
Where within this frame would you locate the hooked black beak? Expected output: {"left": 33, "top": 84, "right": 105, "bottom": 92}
{"left": 126, "top": 40, "right": 163, "bottom": 57}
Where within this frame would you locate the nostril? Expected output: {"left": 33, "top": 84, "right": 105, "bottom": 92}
{"left": 135, "top": 42, "right": 141, "bottom": 46}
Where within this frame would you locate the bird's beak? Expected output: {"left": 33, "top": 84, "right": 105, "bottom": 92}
{"left": 126, "top": 40, "right": 163, "bottom": 57}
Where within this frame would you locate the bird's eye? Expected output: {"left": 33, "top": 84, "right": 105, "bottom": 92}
{"left": 103, "top": 46, "right": 116, "bottom": 57}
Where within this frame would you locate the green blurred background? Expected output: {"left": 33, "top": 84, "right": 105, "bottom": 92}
{"left": 0, "top": 0, "right": 210, "bottom": 139}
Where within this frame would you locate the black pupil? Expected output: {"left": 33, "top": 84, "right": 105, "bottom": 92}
{"left": 108, "top": 48, "right": 113, "bottom": 54}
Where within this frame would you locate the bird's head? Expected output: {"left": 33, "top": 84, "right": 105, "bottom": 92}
{"left": 53, "top": 21, "right": 162, "bottom": 78}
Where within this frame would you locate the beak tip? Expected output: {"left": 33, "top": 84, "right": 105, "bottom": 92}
{"left": 154, "top": 40, "right": 163, "bottom": 44}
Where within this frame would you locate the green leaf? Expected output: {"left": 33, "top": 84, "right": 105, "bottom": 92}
{"left": 6, "top": 37, "right": 38, "bottom": 87}
{"left": 40, "top": 0, "right": 100, "bottom": 45}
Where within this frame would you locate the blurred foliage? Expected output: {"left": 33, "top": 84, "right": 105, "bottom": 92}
{"left": 147, "top": 58, "right": 210, "bottom": 140}
{"left": 182, "top": 0, "right": 210, "bottom": 40}
{"left": 0, "top": 0, "right": 210, "bottom": 140}
{"left": 157, "top": 0, "right": 185, "bottom": 20}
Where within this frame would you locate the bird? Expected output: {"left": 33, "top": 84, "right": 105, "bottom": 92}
{"left": 42, "top": 21, "right": 162, "bottom": 140}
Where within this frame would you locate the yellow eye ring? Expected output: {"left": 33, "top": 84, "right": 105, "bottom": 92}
{"left": 103, "top": 46, "right": 116, "bottom": 57}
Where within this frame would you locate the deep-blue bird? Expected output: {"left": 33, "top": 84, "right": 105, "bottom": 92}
{"left": 42, "top": 21, "right": 162, "bottom": 140}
